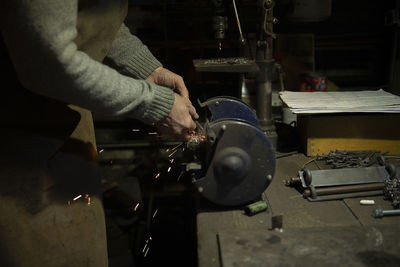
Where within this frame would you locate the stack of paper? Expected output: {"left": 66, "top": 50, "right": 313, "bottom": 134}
{"left": 279, "top": 89, "right": 400, "bottom": 114}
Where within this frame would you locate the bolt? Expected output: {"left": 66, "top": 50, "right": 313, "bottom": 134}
{"left": 267, "top": 174, "right": 272, "bottom": 181}
{"left": 198, "top": 186, "right": 204, "bottom": 193}
{"left": 265, "top": 0, "right": 273, "bottom": 7}
{"left": 221, "top": 124, "right": 226, "bottom": 131}
{"left": 284, "top": 176, "right": 301, "bottom": 186}
{"left": 372, "top": 208, "right": 400, "bottom": 218}
{"left": 215, "top": 101, "right": 219, "bottom": 106}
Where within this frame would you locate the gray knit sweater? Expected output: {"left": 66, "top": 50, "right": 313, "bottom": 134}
{"left": 1, "top": 0, "right": 175, "bottom": 124}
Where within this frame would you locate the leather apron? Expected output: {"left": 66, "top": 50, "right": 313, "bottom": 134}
{"left": 0, "top": 0, "right": 128, "bottom": 266}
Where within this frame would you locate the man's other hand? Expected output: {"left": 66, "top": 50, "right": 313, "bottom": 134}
{"left": 146, "top": 67, "right": 189, "bottom": 98}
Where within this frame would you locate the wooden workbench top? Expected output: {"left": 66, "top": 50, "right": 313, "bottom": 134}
{"left": 196, "top": 153, "right": 400, "bottom": 267}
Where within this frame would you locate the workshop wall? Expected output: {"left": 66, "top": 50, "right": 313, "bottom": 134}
{"left": 125, "top": 0, "right": 396, "bottom": 97}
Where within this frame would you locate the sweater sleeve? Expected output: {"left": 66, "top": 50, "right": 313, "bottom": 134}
{"left": 105, "top": 23, "right": 162, "bottom": 79}
{"left": 1, "top": 0, "right": 174, "bottom": 124}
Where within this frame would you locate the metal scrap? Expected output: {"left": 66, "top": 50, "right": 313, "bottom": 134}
{"left": 383, "top": 175, "right": 400, "bottom": 208}
{"left": 203, "top": 57, "right": 249, "bottom": 65}
{"left": 316, "top": 150, "right": 383, "bottom": 168}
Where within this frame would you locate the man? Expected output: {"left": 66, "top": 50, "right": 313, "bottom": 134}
{"left": 0, "top": 0, "right": 198, "bottom": 266}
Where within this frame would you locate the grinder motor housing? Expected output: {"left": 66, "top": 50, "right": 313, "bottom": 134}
{"left": 186, "top": 96, "right": 276, "bottom": 206}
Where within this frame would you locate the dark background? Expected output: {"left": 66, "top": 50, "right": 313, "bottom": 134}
{"left": 126, "top": 0, "right": 396, "bottom": 95}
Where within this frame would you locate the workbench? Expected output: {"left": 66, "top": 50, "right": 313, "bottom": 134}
{"left": 196, "top": 153, "right": 400, "bottom": 267}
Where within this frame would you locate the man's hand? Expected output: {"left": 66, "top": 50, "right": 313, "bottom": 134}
{"left": 156, "top": 93, "right": 199, "bottom": 141}
{"left": 146, "top": 67, "right": 189, "bottom": 98}
{"left": 147, "top": 66, "right": 200, "bottom": 141}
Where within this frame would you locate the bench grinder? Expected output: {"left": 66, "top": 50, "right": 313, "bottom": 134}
{"left": 186, "top": 96, "right": 276, "bottom": 206}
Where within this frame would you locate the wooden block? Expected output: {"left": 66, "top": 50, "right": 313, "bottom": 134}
{"left": 307, "top": 138, "right": 400, "bottom": 156}
{"left": 298, "top": 114, "right": 400, "bottom": 156}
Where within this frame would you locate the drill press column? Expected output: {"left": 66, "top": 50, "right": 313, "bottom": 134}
{"left": 255, "top": 0, "right": 278, "bottom": 147}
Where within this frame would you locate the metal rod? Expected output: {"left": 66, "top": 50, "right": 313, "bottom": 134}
{"left": 255, "top": 1, "right": 275, "bottom": 127}
{"left": 303, "top": 183, "right": 384, "bottom": 197}
{"left": 232, "top": 0, "right": 245, "bottom": 44}
{"left": 373, "top": 208, "right": 400, "bottom": 218}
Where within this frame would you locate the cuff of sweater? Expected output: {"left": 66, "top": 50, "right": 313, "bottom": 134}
{"left": 124, "top": 46, "right": 162, "bottom": 79}
{"left": 142, "top": 84, "right": 175, "bottom": 124}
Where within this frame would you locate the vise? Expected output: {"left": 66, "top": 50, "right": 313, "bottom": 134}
{"left": 186, "top": 96, "right": 276, "bottom": 206}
